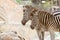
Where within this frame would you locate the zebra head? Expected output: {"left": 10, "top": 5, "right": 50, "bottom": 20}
{"left": 21, "top": 5, "right": 37, "bottom": 25}
{"left": 30, "top": 11, "right": 40, "bottom": 30}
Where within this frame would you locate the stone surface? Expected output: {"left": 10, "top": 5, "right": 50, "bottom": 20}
{"left": 0, "top": 31, "right": 25, "bottom": 40}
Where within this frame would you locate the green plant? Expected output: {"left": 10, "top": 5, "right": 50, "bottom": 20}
{"left": 16, "top": 0, "right": 21, "bottom": 4}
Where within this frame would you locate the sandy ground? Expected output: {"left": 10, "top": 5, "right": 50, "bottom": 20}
{"left": 0, "top": 0, "right": 60, "bottom": 40}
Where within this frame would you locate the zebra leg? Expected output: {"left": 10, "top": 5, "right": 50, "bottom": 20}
{"left": 41, "top": 32, "right": 44, "bottom": 40}
{"left": 50, "top": 31, "right": 55, "bottom": 40}
{"left": 49, "top": 25, "right": 55, "bottom": 40}
{"left": 48, "top": 21, "right": 56, "bottom": 40}
{"left": 36, "top": 30, "right": 44, "bottom": 40}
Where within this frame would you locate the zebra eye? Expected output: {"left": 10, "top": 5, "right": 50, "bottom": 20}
{"left": 30, "top": 13, "right": 33, "bottom": 16}
{"left": 23, "top": 10, "right": 25, "bottom": 12}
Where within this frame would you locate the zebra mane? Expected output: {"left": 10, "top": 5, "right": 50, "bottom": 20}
{"left": 31, "top": 7, "right": 55, "bottom": 27}
{"left": 30, "top": 7, "right": 54, "bottom": 18}
{"left": 23, "top": 5, "right": 54, "bottom": 18}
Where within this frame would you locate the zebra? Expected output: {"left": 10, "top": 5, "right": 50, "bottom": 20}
{"left": 30, "top": 8, "right": 60, "bottom": 40}
{"left": 21, "top": 5, "right": 52, "bottom": 40}
{"left": 21, "top": 5, "right": 60, "bottom": 40}
{"left": 21, "top": 5, "right": 37, "bottom": 25}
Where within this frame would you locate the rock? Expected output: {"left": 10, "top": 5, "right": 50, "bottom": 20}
{"left": 0, "top": 31, "right": 25, "bottom": 40}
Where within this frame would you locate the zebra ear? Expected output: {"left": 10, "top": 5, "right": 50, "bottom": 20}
{"left": 24, "top": 5, "right": 31, "bottom": 9}
{"left": 30, "top": 9, "right": 35, "bottom": 16}
{"left": 30, "top": 7, "right": 38, "bottom": 16}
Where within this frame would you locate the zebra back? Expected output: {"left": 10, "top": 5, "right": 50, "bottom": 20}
{"left": 31, "top": 8, "right": 60, "bottom": 32}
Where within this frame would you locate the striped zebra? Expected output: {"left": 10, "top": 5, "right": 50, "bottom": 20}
{"left": 21, "top": 5, "right": 45, "bottom": 40}
{"left": 31, "top": 7, "right": 60, "bottom": 40}
{"left": 30, "top": 8, "right": 60, "bottom": 40}
{"left": 21, "top": 5, "right": 37, "bottom": 25}
{"left": 21, "top": 5, "right": 60, "bottom": 40}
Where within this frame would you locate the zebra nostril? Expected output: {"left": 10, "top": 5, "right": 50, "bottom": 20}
{"left": 30, "top": 25, "right": 34, "bottom": 29}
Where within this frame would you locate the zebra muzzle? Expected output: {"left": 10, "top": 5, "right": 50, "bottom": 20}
{"left": 30, "top": 25, "right": 34, "bottom": 30}
{"left": 21, "top": 21, "right": 26, "bottom": 25}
